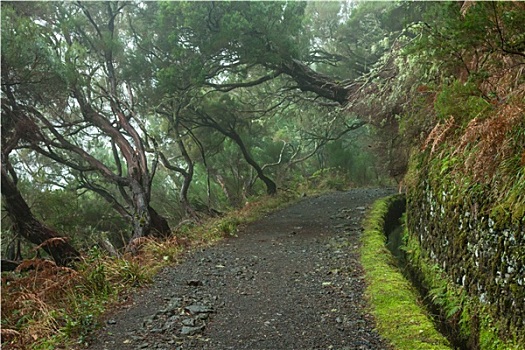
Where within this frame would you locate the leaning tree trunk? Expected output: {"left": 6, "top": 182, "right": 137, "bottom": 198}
{"left": 1, "top": 167, "right": 80, "bottom": 266}
{"left": 277, "top": 59, "right": 356, "bottom": 105}
{"left": 229, "top": 131, "right": 277, "bottom": 195}
{"left": 176, "top": 134, "right": 199, "bottom": 219}
{"left": 194, "top": 109, "right": 278, "bottom": 195}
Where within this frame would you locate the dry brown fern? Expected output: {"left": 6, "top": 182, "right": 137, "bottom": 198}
{"left": 423, "top": 116, "right": 456, "bottom": 154}
{"left": 124, "top": 236, "right": 155, "bottom": 256}
{"left": 455, "top": 102, "right": 524, "bottom": 181}
{"left": 15, "top": 258, "right": 57, "bottom": 273}
{"left": 32, "top": 237, "right": 69, "bottom": 252}
{"left": 1, "top": 260, "right": 82, "bottom": 349}
{"left": 1, "top": 328, "right": 21, "bottom": 342}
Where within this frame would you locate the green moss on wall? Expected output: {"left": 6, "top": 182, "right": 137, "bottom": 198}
{"left": 404, "top": 227, "right": 524, "bottom": 350}
{"left": 404, "top": 143, "right": 525, "bottom": 348}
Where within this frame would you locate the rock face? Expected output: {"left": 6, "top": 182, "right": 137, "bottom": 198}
{"left": 406, "top": 175, "right": 525, "bottom": 338}
{"left": 85, "top": 188, "right": 394, "bottom": 350}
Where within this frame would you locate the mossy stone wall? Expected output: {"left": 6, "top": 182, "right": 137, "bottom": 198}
{"left": 406, "top": 169, "right": 525, "bottom": 336}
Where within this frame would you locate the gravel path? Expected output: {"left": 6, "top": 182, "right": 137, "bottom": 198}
{"left": 86, "top": 188, "right": 395, "bottom": 350}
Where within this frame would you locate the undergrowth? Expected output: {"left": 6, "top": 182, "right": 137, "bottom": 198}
{"left": 1, "top": 191, "right": 299, "bottom": 349}
{"left": 360, "top": 195, "right": 451, "bottom": 350}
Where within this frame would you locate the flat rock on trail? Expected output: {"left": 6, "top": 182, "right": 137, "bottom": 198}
{"left": 86, "top": 188, "right": 395, "bottom": 350}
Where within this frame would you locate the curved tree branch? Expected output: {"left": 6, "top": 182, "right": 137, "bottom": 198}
{"left": 204, "top": 70, "right": 283, "bottom": 92}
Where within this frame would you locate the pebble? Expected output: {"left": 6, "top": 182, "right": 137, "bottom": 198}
{"left": 180, "top": 325, "right": 205, "bottom": 336}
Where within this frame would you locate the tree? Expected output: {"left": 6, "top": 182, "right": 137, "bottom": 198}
{"left": 191, "top": 105, "right": 278, "bottom": 195}
{"left": 1, "top": 92, "right": 80, "bottom": 266}
{"left": 1, "top": 2, "right": 171, "bottom": 246}
{"left": 2, "top": 0, "right": 417, "bottom": 252}
{"left": 156, "top": 1, "right": 359, "bottom": 105}
{"left": 1, "top": 166, "right": 80, "bottom": 266}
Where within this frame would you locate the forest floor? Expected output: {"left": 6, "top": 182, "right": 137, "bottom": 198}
{"left": 84, "top": 188, "right": 396, "bottom": 350}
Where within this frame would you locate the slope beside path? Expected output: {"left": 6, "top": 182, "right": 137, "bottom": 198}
{"left": 85, "top": 188, "right": 395, "bottom": 350}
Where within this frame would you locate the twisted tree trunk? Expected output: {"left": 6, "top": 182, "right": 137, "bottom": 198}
{"left": 1, "top": 167, "right": 80, "bottom": 266}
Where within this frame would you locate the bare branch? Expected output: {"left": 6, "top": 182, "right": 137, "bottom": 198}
{"left": 262, "top": 141, "right": 288, "bottom": 171}
{"left": 29, "top": 105, "right": 130, "bottom": 186}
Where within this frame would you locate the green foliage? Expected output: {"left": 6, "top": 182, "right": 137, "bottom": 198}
{"left": 77, "top": 248, "right": 115, "bottom": 298}
{"left": 1, "top": 3, "right": 68, "bottom": 102}
{"left": 407, "top": 2, "right": 525, "bottom": 81}
{"left": 434, "top": 80, "right": 492, "bottom": 124}
{"left": 312, "top": 1, "right": 427, "bottom": 79}
{"left": 405, "top": 2, "right": 477, "bottom": 76}
{"left": 216, "top": 217, "right": 241, "bottom": 237}
{"left": 309, "top": 167, "right": 348, "bottom": 191}
{"left": 57, "top": 251, "right": 153, "bottom": 344}
{"left": 156, "top": 0, "right": 309, "bottom": 90}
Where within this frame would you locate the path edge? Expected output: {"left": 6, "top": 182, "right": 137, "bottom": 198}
{"left": 360, "top": 195, "right": 451, "bottom": 350}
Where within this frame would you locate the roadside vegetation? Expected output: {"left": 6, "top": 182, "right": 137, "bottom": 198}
{"left": 362, "top": 194, "right": 525, "bottom": 350}
{"left": 1, "top": 188, "right": 304, "bottom": 349}
{"left": 361, "top": 196, "right": 451, "bottom": 350}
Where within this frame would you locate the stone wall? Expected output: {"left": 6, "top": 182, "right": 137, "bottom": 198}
{"left": 406, "top": 170, "right": 525, "bottom": 338}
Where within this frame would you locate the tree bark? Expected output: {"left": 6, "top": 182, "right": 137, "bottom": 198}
{"left": 128, "top": 179, "right": 152, "bottom": 241}
{"left": 1, "top": 167, "right": 80, "bottom": 266}
{"left": 149, "top": 206, "right": 171, "bottom": 238}
{"left": 174, "top": 125, "right": 197, "bottom": 219}
{"left": 210, "top": 59, "right": 356, "bottom": 105}
{"left": 158, "top": 107, "right": 199, "bottom": 220}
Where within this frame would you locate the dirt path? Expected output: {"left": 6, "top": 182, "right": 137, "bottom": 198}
{"left": 86, "top": 188, "right": 395, "bottom": 350}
